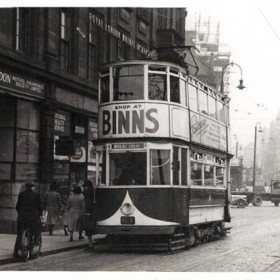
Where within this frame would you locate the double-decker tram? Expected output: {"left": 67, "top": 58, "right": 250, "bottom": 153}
{"left": 92, "top": 59, "right": 231, "bottom": 251}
